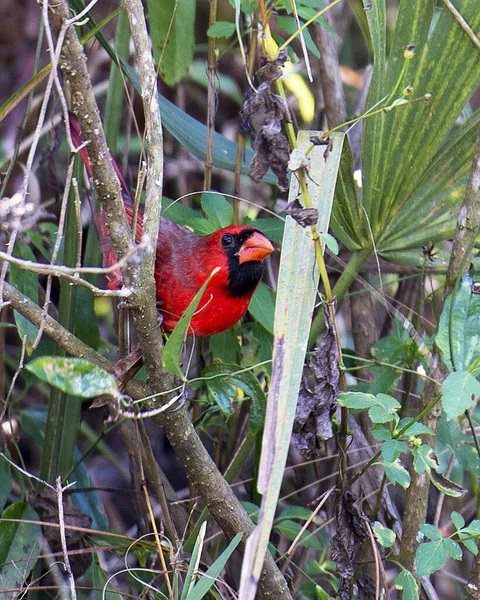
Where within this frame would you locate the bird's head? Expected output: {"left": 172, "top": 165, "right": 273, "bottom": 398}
{"left": 204, "top": 226, "right": 274, "bottom": 297}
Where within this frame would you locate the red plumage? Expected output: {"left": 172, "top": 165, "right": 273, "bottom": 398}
{"left": 69, "top": 114, "right": 274, "bottom": 336}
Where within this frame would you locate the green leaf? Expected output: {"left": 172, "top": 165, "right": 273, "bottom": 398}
{"left": 209, "top": 329, "right": 241, "bottom": 364}
{"left": 451, "top": 511, "right": 465, "bottom": 531}
{"left": 443, "top": 537, "right": 462, "bottom": 561}
{"left": 380, "top": 458, "right": 410, "bottom": 488}
{"left": 163, "top": 268, "right": 220, "bottom": 380}
{"left": 244, "top": 218, "right": 285, "bottom": 245}
{"left": 320, "top": 232, "right": 339, "bottom": 255}
{"left": 395, "top": 569, "right": 419, "bottom": 600}
{"left": 274, "top": 520, "right": 322, "bottom": 550}
{"left": 275, "top": 506, "right": 315, "bottom": 522}
{"left": 185, "top": 533, "right": 242, "bottom": 600}
{"left": 0, "top": 502, "right": 41, "bottom": 593}
{"left": 412, "top": 444, "right": 437, "bottom": 474}
{"left": 369, "top": 393, "right": 401, "bottom": 424}
{"left": 207, "top": 21, "right": 236, "bottom": 38}
{"left": 202, "top": 363, "right": 267, "bottom": 433}
{"left": 381, "top": 439, "right": 408, "bottom": 463}
{"left": 397, "top": 418, "right": 433, "bottom": 437}
{"left": 420, "top": 523, "right": 443, "bottom": 541}
{"left": 372, "top": 523, "right": 396, "bottom": 548}
{"left": 25, "top": 357, "right": 120, "bottom": 399}
{"left": 201, "top": 193, "right": 234, "bottom": 228}
{"left": 442, "top": 371, "right": 480, "bottom": 420}
{"left": 436, "top": 272, "right": 480, "bottom": 372}
{"left": 92, "top": 553, "right": 124, "bottom": 600}
{"left": 248, "top": 282, "right": 275, "bottom": 335}
{"left": 337, "top": 391, "right": 377, "bottom": 410}
{"left": 416, "top": 540, "right": 447, "bottom": 576}
{"left": 147, "top": 0, "right": 196, "bottom": 86}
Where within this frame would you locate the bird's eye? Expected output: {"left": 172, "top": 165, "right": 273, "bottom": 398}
{"left": 221, "top": 233, "right": 234, "bottom": 247}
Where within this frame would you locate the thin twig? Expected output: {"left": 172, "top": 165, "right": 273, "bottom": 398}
{"left": 442, "top": 0, "right": 480, "bottom": 50}
{"left": 55, "top": 476, "right": 78, "bottom": 600}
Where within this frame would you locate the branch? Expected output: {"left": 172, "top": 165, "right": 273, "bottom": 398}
{"left": 311, "top": 2, "right": 346, "bottom": 129}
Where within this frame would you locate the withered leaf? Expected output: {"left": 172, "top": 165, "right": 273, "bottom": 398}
{"left": 240, "top": 82, "right": 291, "bottom": 190}
{"left": 331, "top": 490, "right": 370, "bottom": 600}
{"left": 33, "top": 487, "right": 93, "bottom": 577}
{"left": 257, "top": 49, "right": 289, "bottom": 82}
{"left": 283, "top": 198, "right": 319, "bottom": 228}
{"left": 291, "top": 311, "right": 339, "bottom": 457}
{"left": 250, "top": 125, "right": 290, "bottom": 191}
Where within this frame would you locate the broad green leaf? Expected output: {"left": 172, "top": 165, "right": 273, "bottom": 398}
{"left": 274, "top": 520, "right": 322, "bottom": 550}
{"left": 320, "top": 232, "right": 339, "bottom": 255}
{"left": 163, "top": 268, "right": 220, "bottom": 380}
{"left": 381, "top": 439, "right": 408, "bottom": 463}
{"left": 26, "top": 357, "right": 120, "bottom": 399}
{"left": 148, "top": 0, "right": 195, "bottom": 86}
{"left": 248, "top": 282, "right": 275, "bottom": 335}
{"left": 395, "top": 569, "right": 419, "bottom": 600}
{"left": 451, "top": 511, "right": 465, "bottom": 531}
{"left": 420, "top": 523, "right": 443, "bottom": 541}
{"left": 412, "top": 444, "right": 437, "bottom": 474}
{"left": 201, "top": 193, "right": 234, "bottom": 229}
{"left": 442, "top": 371, "right": 480, "bottom": 420}
{"left": 380, "top": 459, "right": 410, "bottom": 489}
{"left": 369, "top": 393, "right": 401, "bottom": 424}
{"left": 337, "top": 391, "right": 377, "bottom": 410}
{"left": 372, "top": 523, "right": 396, "bottom": 548}
{"left": 202, "top": 363, "right": 267, "bottom": 433}
{"left": 415, "top": 540, "right": 447, "bottom": 576}
{"left": 462, "top": 520, "right": 480, "bottom": 536}
{"left": 0, "top": 502, "right": 41, "bottom": 593}
{"left": 396, "top": 419, "right": 433, "bottom": 437}
{"left": 207, "top": 21, "right": 236, "bottom": 38}
{"left": 92, "top": 553, "right": 123, "bottom": 600}
{"left": 240, "top": 131, "right": 343, "bottom": 597}
{"left": 205, "top": 374, "right": 236, "bottom": 417}
{"left": 443, "top": 538, "right": 462, "bottom": 561}
{"left": 436, "top": 272, "right": 480, "bottom": 372}
{"left": 209, "top": 329, "right": 241, "bottom": 364}
{"left": 185, "top": 533, "right": 242, "bottom": 600}
{"left": 245, "top": 218, "right": 285, "bottom": 245}
{"left": 275, "top": 506, "right": 315, "bottom": 522}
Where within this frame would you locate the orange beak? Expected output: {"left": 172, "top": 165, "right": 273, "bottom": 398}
{"left": 237, "top": 231, "right": 274, "bottom": 264}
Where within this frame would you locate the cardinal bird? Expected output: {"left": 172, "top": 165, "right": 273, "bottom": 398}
{"left": 69, "top": 114, "right": 274, "bottom": 336}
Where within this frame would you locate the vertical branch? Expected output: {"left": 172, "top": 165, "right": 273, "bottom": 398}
{"left": 204, "top": 0, "right": 217, "bottom": 190}
{"left": 311, "top": 2, "right": 347, "bottom": 129}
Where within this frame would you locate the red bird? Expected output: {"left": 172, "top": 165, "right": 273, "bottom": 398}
{"left": 69, "top": 115, "right": 274, "bottom": 336}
